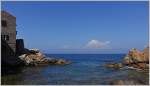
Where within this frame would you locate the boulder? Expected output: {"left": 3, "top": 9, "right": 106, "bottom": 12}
{"left": 131, "top": 63, "right": 149, "bottom": 69}
{"left": 128, "top": 48, "right": 142, "bottom": 62}
{"left": 105, "top": 46, "right": 149, "bottom": 71}
{"left": 105, "top": 63, "right": 124, "bottom": 69}
{"left": 36, "top": 52, "right": 45, "bottom": 60}
{"left": 29, "top": 48, "right": 39, "bottom": 52}
{"left": 29, "top": 48, "right": 39, "bottom": 54}
{"left": 122, "top": 47, "right": 149, "bottom": 70}
{"left": 110, "top": 79, "right": 145, "bottom": 85}
{"left": 124, "top": 47, "right": 149, "bottom": 64}
{"left": 141, "top": 46, "right": 149, "bottom": 62}
{"left": 123, "top": 55, "right": 133, "bottom": 65}
{"left": 55, "top": 59, "right": 71, "bottom": 65}
{"left": 42, "top": 58, "right": 58, "bottom": 64}
{"left": 18, "top": 49, "right": 71, "bottom": 66}
{"left": 18, "top": 54, "right": 27, "bottom": 60}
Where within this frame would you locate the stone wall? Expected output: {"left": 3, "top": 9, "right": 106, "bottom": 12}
{"left": 1, "top": 39, "right": 24, "bottom": 75}
{"left": 1, "top": 11, "right": 16, "bottom": 52}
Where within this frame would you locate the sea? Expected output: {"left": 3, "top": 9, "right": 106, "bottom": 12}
{"left": 1, "top": 54, "right": 149, "bottom": 85}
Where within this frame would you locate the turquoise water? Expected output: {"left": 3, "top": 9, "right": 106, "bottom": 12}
{"left": 1, "top": 54, "right": 149, "bottom": 85}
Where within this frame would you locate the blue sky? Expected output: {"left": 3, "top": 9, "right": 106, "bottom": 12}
{"left": 2, "top": 1, "right": 149, "bottom": 54}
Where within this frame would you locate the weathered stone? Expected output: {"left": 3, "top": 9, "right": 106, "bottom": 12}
{"left": 18, "top": 49, "right": 71, "bottom": 66}
{"left": 142, "top": 46, "right": 149, "bottom": 62}
{"left": 29, "top": 48, "right": 39, "bottom": 54}
{"left": 1, "top": 11, "right": 16, "bottom": 52}
{"left": 105, "top": 63, "right": 124, "bottom": 69}
{"left": 55, "top": 59, "right": 70, "bottom": 65}
{"left": 133, "top": 63, "right": 149, "bottom": 69}
{"left": 123, "top": 55, "right": 133, "bottom": 65}
{"left": 18, "top": 54, "right": 27, "bottom": 60}
{"left": 110, "top": 79, "right": 145, "bottom": 85}
{"left": 122, "top": 47, "right": 149, "bottom": 70}
{"left": 36, "top": 52, "right": 45, "bottom": 60}
{"left": 128, "top": 48, "right": 143, "bottom": 62}
{"left": 126, "top": 47, "right": 149, "bottom": 63}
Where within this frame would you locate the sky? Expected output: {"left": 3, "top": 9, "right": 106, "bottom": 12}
{"left": 1, "top": 1, "right": 149, "bottom": 54}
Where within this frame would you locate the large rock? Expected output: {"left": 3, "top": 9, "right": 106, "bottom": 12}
{"left": 110, "top": 79, "right": 145, "bottom": 85}
{"left": 29, "top": 48, "right": 39, "bottom": 53}
{"left": 123, "top": 55, "right": 133, "bottom": 64}
{"left": 131, "top": 48, "right": 148, "bottom": 62}
{"left": 105, "top": 46, "right": 149, "bottom": 71}
{"left": 18, "top": 49, "right": 71, "bottom": 66}
{"left": 19, "top": 50, "right": 44, "bottom": 65}
{"left": 128, "top": 48, "right": 142, "bottom": 62}
{"left": 36, "top": 52, "right": 45, "bottom": 60}
{"left": 142, "top": 46, "right": 149, "bottom": 62}
{"left": 123, "top": 47, "right": 149, "bottom": 70}
{"left": 55, "top": 59, "right": 71, "bottom": 65}
{"left": 105, "top": 63, "right": 124, "bottom": 69}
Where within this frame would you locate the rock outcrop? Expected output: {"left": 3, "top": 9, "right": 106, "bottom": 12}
{"left": 18, "top": 48, "right": 71, "bottom": 66}
{"left": 105, "top": 63, "right": 123, "bottom": 69}
{"left": 110, "top": 79, "right": 146, "bottom": 85}
{"left": 123, "top": 47, "right": 149, "bottom": 70}
{"left": 105, "top": 46, "right": 149, "bottom": 71}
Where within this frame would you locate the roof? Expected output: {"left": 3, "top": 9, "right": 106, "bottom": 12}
{"left": 1, "top": 10, "right": 16, "bottom": 19}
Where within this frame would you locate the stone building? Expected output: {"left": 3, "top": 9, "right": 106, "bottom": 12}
{"left": 1, "top": 11, "right": 16, "bottom": 52}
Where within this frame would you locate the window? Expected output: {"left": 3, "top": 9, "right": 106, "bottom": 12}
{"left": 2, "top": 20, "right": 7, "bottom": 27}
{"left": 6, "top": 35, "right": 9, "bottom": 41}
{"left": 1, "top": 35, "right": 9, "bottom": 41}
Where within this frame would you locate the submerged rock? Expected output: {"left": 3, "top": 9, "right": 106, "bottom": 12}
{"left": 55, "top": 59, "right": 71, "bottom": 65}
{"left": 105, "top": 63, "right": 124, "bottom": 69}
{"left": 110, "top": 79, "right": 145, "bottom": 85}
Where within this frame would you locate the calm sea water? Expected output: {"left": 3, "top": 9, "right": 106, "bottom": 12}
{"left": 2, "top": 54, "right": 149, "bottom": 85}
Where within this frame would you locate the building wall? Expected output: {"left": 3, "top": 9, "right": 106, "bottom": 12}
{"left": 16, "top": 39, "right": 25, "bottom": 54}
{"left": 1, "top": 11, "right": 16, "bottom": 52}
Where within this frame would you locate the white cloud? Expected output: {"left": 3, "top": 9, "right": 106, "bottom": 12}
{"left": 61, "top": 39, "right": 110, "bottom": 49}
{"left": 85, "top": 39, "right": 110, "bottom": 48}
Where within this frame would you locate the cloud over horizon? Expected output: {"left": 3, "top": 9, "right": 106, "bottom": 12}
{"left": 85, "top": 40, "right": 110, "bottom": 49}
{"left": 61, "top": 39, "right": 110, "bottom": 49}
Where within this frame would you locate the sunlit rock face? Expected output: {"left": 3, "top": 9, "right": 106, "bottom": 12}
{"left": 123, "top": 46, "right": 149, "bottom": 70}
{"left": 105, "top": 46, "right": 149, "bottom": 71}
{"left": 18, "top": 48, "right": 71, "bottom": 66}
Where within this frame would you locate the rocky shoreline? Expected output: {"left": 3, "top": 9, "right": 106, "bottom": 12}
{"left": 2, "top": 39, "right": 149, "bottom": 85}
{"left": 105, "top": 46, "right": 149, "bottom": 71}
{"left": 18, "top": 48, "right": 71, "bottom": 66}
{"left": 2, "top": 44, "right": 71, "bottom": 75}
{"left": 104, "top": 46, "right": 149, "bottom": 85}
